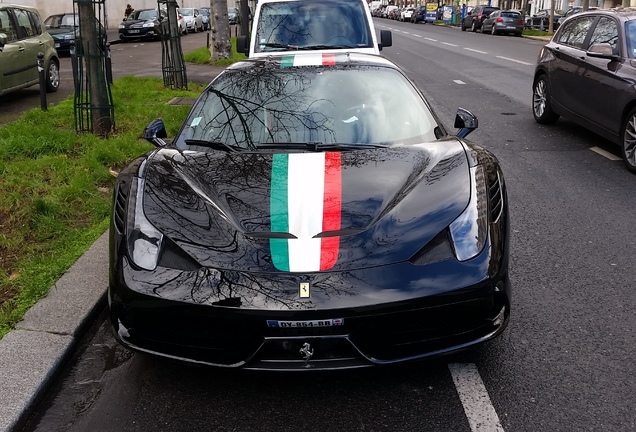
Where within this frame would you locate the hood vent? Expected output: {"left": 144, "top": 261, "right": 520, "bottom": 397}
{"left": 113, "top": 185, "right": 128, "bottom": 234}
{"left": 409, "top": 229, "right": 454, "bottom": 266}
{"left": 488, "top": 171, "right": 503, "bottom": 223}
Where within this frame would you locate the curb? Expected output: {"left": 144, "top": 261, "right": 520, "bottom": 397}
{"left": 0, "top": 232, "right": 109, "bottom": 432}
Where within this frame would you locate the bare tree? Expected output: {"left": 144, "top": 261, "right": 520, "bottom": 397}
{"left": 210, "top": 0, "right": 233, "bottom": 61}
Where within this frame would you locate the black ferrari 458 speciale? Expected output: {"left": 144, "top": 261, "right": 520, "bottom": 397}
{"left": 109, "top": 53, "right": 510, "bottom": 370}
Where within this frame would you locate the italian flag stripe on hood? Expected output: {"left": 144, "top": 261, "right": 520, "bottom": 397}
{"left": 270, "top": 152, "right": 342, "bottom": 272}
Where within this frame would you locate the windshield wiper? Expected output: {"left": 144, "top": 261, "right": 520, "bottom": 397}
{"left": 184, "top": 139, "right": 245, "bottom": 152}
{"left": 297, "top": 44, "right": 357, "bottom": 50}
{"left": 256, "top": 142, "right": 386, "bottom": 152}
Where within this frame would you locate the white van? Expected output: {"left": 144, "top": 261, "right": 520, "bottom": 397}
{"left": 237, "top": 0, "right": 391, "bottom": 57}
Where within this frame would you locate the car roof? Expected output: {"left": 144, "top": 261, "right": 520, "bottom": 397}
{"left": 225, "top": 52, "right": 399, "bottom": 72}
{"left": 570, "top": 7, "right": 636, "bottom": 20}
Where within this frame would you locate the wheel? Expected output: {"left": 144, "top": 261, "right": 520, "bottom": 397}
{"left": 471, "top": 20, "right": 477, "bottom": 32}
{"left": 532, "top": 75, "right": 559, "bottom": 124}
{"left": 45, "top": 60, "right": 59, "bottom": 93}
{"left": 491, "top": 24, "right": 497, "bottom": 35}
{"left": 621, "top": 107, "right": 636, "bottom": 173}
{"left": 461, "top": 21, "right": 466, "bottom": 31}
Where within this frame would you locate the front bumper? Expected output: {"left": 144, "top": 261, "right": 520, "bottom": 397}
{"left": 109, "top": 254, "right": 511, "bottom": 370}
{"left": 118, "top": 28, "right": 160, "bottom": 40}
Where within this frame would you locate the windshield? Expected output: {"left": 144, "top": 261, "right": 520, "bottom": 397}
{"left": 175, "top": 64, "right": 440, "bottom": 150}
{"left": 627, "top": 21, "right": 636, "bottom": 58}
{"left": 137, "top": 10, "right": 158, "bottom": 20}
{"left": 254, "top": 0, "right": 373, "bottom": 53}
{"left": 180, "top": 8, "right": 194, "bottom": 16}
{"left": 45, "top": 14, "right": 78, "bottom": 28}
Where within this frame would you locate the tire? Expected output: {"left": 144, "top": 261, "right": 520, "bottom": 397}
{"left": 532, "top": 75, "right": 559, "bottom": 124}
{"left": 45, "top": 60, "right": 60, "bottom": 93}
{"left": 471, "top": 20, "right": 477, "bottom": 32}
{"left": 621, "top": 107, "right": 636, "bottom": 174}
{"left": 461, "top": 21, "right": 466, "bottom": 31}
{"left": 491, "top": 25, "right": 497, "bottom": 35}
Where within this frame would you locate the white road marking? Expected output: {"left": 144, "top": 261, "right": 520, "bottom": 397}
{"left": 402, "top": 31, "right": 411, "bottom": 34}
{"left": 424, "top": 37, "right": 438, "bottom": 41}
{"left": 590, "top": 146, "right": 622, "bottom": 161}
{"left": 454, "top": 80, "right": 466, "bottom": 85}
{"left": 413, "top": 34, "right": 422, "bottom": 37}
{"left": 496, "top": 56, "right": 533, "bottom": 66}
{"left": 442, "top": 42, "right": 459, "bottom": 47}
{"left": 465, "top": 47, "right": 489, "bottom": 54}
{"left": 448, "top": 363, "right": 505, "bottom": 432}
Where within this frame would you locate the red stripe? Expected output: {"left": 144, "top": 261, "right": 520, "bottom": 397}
{"left": 320, "top": 152, "right": 342, "bottom": 270}
{"left": 322, "top": 53, "right": 336, "bottom": 66}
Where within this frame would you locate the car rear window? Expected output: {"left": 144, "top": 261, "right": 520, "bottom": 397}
{"left": 501, "top": 12, "right": 521, "bottom": 18}
{"left": 484, "top": 7, "right": 499, "bottom": 14}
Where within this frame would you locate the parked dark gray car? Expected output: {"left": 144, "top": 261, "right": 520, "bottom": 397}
{"left": 482, "top": 10, "right": 524, "bottom": 36}
{"left": 461, "top": 5, "right": 499, "bottom": 32}
{"left": 532, "top": 8, "right": 636, "bottom": 173}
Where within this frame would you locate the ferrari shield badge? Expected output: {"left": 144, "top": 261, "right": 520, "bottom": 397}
{"left": 299, "top": 342, "right": 314, "bottom": 367}
{"left": 299, "top": 282, "right": 310, "bottom": 298}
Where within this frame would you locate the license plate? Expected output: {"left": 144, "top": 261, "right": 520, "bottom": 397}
{"left": 128, "top": 29, "right": 140, "bottom": 33}
{"left": 267, "top": 318, "right": 344, "bottom": 328}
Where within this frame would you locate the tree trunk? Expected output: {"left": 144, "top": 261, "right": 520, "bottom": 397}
{"left": 210, "top": 0, "right": 232, "bottom": 61}
{"left": 78, "top": 0, "right": 113, "bottom": 136}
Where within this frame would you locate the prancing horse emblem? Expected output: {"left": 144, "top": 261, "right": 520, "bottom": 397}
{"left": 299, "top": 342, "right": 314, "bottom": 367}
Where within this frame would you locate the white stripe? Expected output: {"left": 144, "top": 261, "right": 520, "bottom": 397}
{"left": 293, "top": 53, "right": 324, "bottom": 66}
{"left": 454, "top": 80, "right": 466, "bottom": 85}
{"left": 449, "top": 363, "right": 505, "bottom": 432}
{"left": 442, "top": 42, "right": 458, "bottom": 47}
{"left": 464, "top": 47, "right": 489, "bottom": 54}
{"left": 287, "top": 153, "right": 325, "bottom": 271}
{"left": 496, "top": 56, "right": 532, "bottom": 66}
{"left": 413, "top": 34, "right": 422, "bottom": 37}
{"left": 590, "top": 146, "right": 622, "bottom": 161}
{"left": 424, "top": 37, "right": 437, "bottom": 41}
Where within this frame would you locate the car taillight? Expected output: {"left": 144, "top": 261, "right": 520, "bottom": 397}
{"left": 496, "top": 17, "right": 503, "bottom": 22}
{"left": 478, "top": 13, "right": 482, "bottom": 18}
{"left": 519, "top": 19, "right": 524, "bottom": 25}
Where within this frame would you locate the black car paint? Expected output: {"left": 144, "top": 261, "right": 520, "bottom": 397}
{"left": 109, "top": 56, "right": 511, "bottom": 369}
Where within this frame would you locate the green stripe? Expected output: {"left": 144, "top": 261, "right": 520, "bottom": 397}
{"left": 280, "top": 55, "right": 295, "bottom": 68}
{"left": 270, "top": 154, "right": 290, "bottom": 271}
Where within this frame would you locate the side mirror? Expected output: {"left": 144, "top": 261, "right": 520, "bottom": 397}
{"left": 587, "top": 42, "right": 618, "bottom": 60}
{"left": 0, "top": 33, "right": 7, "bottom": 51}
{"left": 236, "top": 35, "right": 249, "bottom": 55}
{"left": 143, "top": 118, "right": 168, "bottom": 147}
{"left": 379, "top": 30, "right": 392, "bottom": 51}
{"left": 454, "top": 107, "right": 478, "bottom": 138}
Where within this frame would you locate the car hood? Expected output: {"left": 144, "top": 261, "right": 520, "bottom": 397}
{"left": 141, "top": 141, "right": 471, "bottom": 272}
{"left": 47, "top": 27, "right": 75, "bottom": 39}
{"left": 120, "top": 19, "right": 156, "bottom": 28}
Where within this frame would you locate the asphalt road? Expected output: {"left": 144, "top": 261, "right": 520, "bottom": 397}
{"left": 12, "top": 22, "right": 636, "bottom": 432}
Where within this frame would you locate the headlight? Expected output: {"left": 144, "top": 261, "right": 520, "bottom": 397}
{"left": 126, "top": 177, "right": 164, "bottom": 270}
{"left": 64, "top": 34, "right": 74, "bottom": 40}
{"left": 119, "top": 24, "right": 125, "bottom": 29}
{"left": 449, "top": 165, "right": 488, "bottom": 261}
{"left": 143, "top": 22, "right": 154, "bottom": 27}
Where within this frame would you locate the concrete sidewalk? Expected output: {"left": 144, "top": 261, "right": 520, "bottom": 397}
{"left": 0, "top": 232, "right": 109, "bottom": 432}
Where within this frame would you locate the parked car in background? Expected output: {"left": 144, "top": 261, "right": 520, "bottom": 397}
{"left": 44, "top": 13, "right": 78, "bottom": 54}
{"left": 0, "top": 4, "right": 59, "bottom": 96}
{"left": 461, "top": 5, "right": 500, "bottom": 32}
{"left": 228, "top": 7, "right": 240, "bottom": 25}
{"left": 410, "top": 5, "right": 427, "bottom": 23}
{"left": 109, "top": 52, "right": 510, "bottom": 370}
{"left": 400, "top": 7, "right": 415, "bottom": 22}
{"left": 532, "top": 9, "right": 636, "bottom": 173}
{"left": 237, "top": 0, "right": 392, "bottom": 58}
{"left": 178, "top": 7, "right": 203, "bottom": 33}
{"left": 118, "top": 8, "right": 165, "bottom": 42}
{"left": 556, "top": 6, "right": 597, "bottom": 27}
{"left": 525, "top": 9, "right": 563, "bottom": 30}
{"left": 46, "top": 12, "right": 107, "bottom": 53}
{"left": 200, "top": 7, "right": 210, "bottom": 31}
{"left": 482, "top": 10, "right": 524, "bottom": 36}
{"left": 384, "top": 5, "right": 398, "bottom": 18}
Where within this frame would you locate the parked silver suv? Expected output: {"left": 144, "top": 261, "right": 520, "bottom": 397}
{"left": 0, "top": 4, "right": 60, "bottom": 97}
